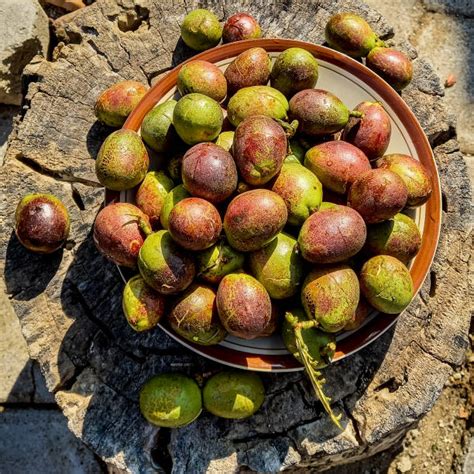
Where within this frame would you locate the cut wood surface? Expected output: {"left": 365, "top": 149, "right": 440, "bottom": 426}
{"left": 0, "top": 0, "right": 471, "bottom": 472}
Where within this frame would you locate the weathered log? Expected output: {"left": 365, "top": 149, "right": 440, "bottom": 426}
{"left": 0, "top": 0, "right": 471, "bottom": 472}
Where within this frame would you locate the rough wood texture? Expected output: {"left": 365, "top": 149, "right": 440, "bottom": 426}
{"left": 0, "top": 0, "right": 471, "bottom": 472}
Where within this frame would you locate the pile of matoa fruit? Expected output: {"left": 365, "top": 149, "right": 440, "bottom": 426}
{"left": 14, "top": 10, "right": 431, "bottom": 429}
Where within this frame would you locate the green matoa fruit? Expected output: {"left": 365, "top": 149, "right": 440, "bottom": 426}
{"left": 141, "top": 100, "right": 178, "bottom": 152}
{"left": 289, "top": 89, "right": 361, "bottom": 136}
{"left": 249, "top": 232, "right": 304, "bottom": 299}
{"left": 177, "top": 60, "right": 227, "bottom": 102}
{"left": 215, "top": 131, "right": 235, "bottom": 152}
{"left": 173, "top": 93, "right": 223, "bottom": 145}
{"left": 224, "top": 189, "right": 288, "bottom": 252}
{"left": 282, "top": 308, "right": 336, "bottom": 368}
{"left": 168, "top": 284, "right": 227, "bottom": 345}
{"left": 138, "top": 230, "right": 195, "bottom": 294}
{"left": 180, "top": 9, "right": 222, "bottom": 51}
{"left": 95, "top": 80, "right": 147, "bottom": 127}
{"left": 271, "top": 47, "right": 319, "bottom": 97}
{"left": 271, "top": 162, "right": 323, "bottom": 226}
{"left": 15, "top": 193, "right": 70, "bottom": 254}
{"left": 325, "top": 12, "right": 381, "bottom": 58}
{"left": 122, "top": 274, "right": 166, "bottom": 332}
{"left": 203, "top": 371, "right": 265, "bottom": 419}
{"left": 224, "top": 47, "right": 271, "bottom": 94}
{"left": 216, "top": 273, "right": 272, "bottom": 339}
{"left": 139, "top": 373, "right": 202, "bottom": 428}
{"left": 95, "top": 129, "right": 149, "bottom": 191}
{"left": 136, "top": 171, "right": 174, "bottom": 228}
{"left": 227, "top": 86, "right": 289, "bottom": 127}
{"left": 160, "top": 184, "right": 191, "bottom": 229}
{"left": 360, "top": 255, "right": 414, "bottom": 314}
{"left": 301, "top": 264, "right": 360, "bottom": 332}
{"left": 196, "top": 239, "right": 245, "bottom": 285}
{"left": 365, "top": 212, "right": 421, "bottom": 263}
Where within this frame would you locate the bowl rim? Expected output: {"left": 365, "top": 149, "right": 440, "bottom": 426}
{"left": 119, "top": 38, "right": 441, "bottom": 372}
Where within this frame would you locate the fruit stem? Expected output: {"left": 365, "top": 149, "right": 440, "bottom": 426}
{"left": 374, "top": 37, "right": 386, "bottom": 48}
{"left": 349, "top": 111, "right": 364, "bottom": 118}
{"left": 285, "top": 313, "right": 343, "bottom": 430}
{"left": 275, "top": 119, "right": 299, "bottom": 138}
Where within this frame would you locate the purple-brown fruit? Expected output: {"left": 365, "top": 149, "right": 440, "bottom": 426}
{"left": 298, "top": 204, "right": 366, "bottom": 264}
{"left": 224, "top": 190, "right": 288, "bottom": 252}
{"left": 325, "top": 13, "right": 379, "bottom": 58}
{"left": 136, "top": 171, "right": 174, "bottom": 228}
{"left": 122, "top": 274, "right": 166, "bottom": 332}
{"left": 365, "top": 212, "right": 421, "bottom": 263}
{"left": 168, "top": 284, "right": 227, "bottom": 345}
{"left": 271, "top": 162, "right": 323, "bottom": 226}
{"left": 177, "top": 60, "right": 227, "bottom": 103}
{"left": 15, "top": 194, "right": 70, "bottom": 254}
{"left": 289, "top": 89, "right": 360, "bottom": 136}
{"left": 168, "top": 198, "right": 222, "bottom": 251}
{"left": 138, "top": 230, "right": 195, "bottom": 294}
{"left": 376, "top": 154, "right": 432, "bottom": 207}
{"left": 216, "top": 273, "right": 272, "bottom": 339}
{"left": 95, "top": 80, "right": 147, "bottom": 127}
{"left": 342, "top": 101, "right": 391, "bottom": 160}
{"left": 95, "top": 129, "right": 149, "bottom": 191}
{"left": 366, "top": 47, "right": 413, "bottom": 91}
{"left": 181, "top": 143, "right": 238, "bottom": 203}
{"left": 304, "top": 140, "right": 371, "bottom": 194}
{"left": 348, "top": 169, "right": 408, "bottom": 224}
{"left": 301, "top": 265, "right": 360, "bottom": 333}
{"left": 93, "top": 203, "right": 151, "bottom": 268}
{"left": 224, "top": 47, "right": 271, "bottom": 95}
{"left": 233, "top": 115, "right": 287, "bottom": 185}
{"left": 222, "top": 13, "right": 262, "bottom": 43}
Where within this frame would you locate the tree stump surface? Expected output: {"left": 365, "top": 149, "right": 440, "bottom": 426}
{"left": 0, "top": 0, "right": 471, "bottom": 472}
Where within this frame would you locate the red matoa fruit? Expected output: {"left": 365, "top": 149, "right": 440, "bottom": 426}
{"left": 366, "top": 47, "right": 413, "bottom": 91}
{"left": 15, "top": 193, "right": 70, "bottom": 254}
{"left": 342, "top": 101, "right": 391, "bottom": 160}
{"left": 93, "top": 202, "right": 151, "bottom": 268}
{"left": 168, "top": 198, "right": 222, "bottom": 251}
{"left": 304, "top": 140, "right": 371, "bottom": 194}
{"left": 376, "top": 154, "right": 432, "bottom": 207}
{"left": 181, "top": 142, "right": 238, "bottom": 203}
{"left": 222, "top": 13, "right": 262, "bottom": 43}
{"left": 233, "top": 115, "right": 287, "bottom": 186}
{"left": 216, "top": 273, "right": 272, "bottom": 339}
{"left": 224, "top": 189, "right": 288, "bottom": 252}
{"left": 95, "top": 80, "right": 147, "bottom": 127}
{"left": 298, "top": 204, "right": 367, "bottom": 264}
{"left": 347, "top": 169, "right": 408, "bottom": 224}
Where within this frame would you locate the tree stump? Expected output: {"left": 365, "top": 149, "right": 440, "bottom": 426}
{"left": 0, "top": 0, "right": 471, "bottom": 472}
